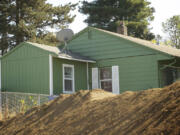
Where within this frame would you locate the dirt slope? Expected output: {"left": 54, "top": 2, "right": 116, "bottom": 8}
{"left": 0, "top": 82, "right": 180, "bottom": 135}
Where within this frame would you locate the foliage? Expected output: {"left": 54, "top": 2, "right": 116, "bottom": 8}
{"left": 151, "top": 39, "right": 156, "bottom": 44}
{"left": 162, "top": 15, "right": 180, "bottom": 48}
{"left": 80, "top": 0, "right": 155, "bottom": 40}
{"left": 19, "top": 96, "right": 38, "bottom": 113}
{"left": 0, "top": 0, "right": 76, "bottom": 55}
{"left": 163, "top": 39, "right": 173, "bottom": 47}
{"left": 29, "top": 32, "right": 59, "bottom": 46}
{"left": 155, "top": 34, "right": 162, "bottom": 45}
{"left": 151, "top": 34, "right": 163, "bottom": 45}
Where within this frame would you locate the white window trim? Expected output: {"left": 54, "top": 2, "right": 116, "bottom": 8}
{"left": 63, "top": 64, "right": 75, "bottom": 94}
{"left": 100, "top": 79, "right": 112, "bottom": 82}
{"left": 86, "top": 62, "right": 89, "bottom": 90}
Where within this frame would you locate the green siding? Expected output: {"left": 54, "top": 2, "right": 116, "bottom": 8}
{"left": 68, "top": 29, "right": 171, "bottom": 60}
{"left": 89, "top": 55, "right": 159, "bottom": 92}
{"left": 53, "top": 58, "right": 87, "bottom": 95}
{"left": 1, "top": 43, "right": 50, "bottom": 94}
{"left": 68, "top": 28, "right": 173, "bottom": 92}
{"left": 1, "top": 27, "right": 175, "bottom": 95}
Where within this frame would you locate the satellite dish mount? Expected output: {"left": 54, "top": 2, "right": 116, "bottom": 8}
{"left": 56, "top": 29, "right": 74, "bottom": 53}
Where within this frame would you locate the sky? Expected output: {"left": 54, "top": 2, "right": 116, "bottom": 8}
{"left": 47, "top": 0, "right": 180, "bottom": 38}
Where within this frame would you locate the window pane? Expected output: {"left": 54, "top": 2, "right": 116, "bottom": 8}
{"left": 65, "top": 80, "right": 72, "bottom": 91}
{"left": 101, "top": 81, "right": 112, "bottom": 92}
{"left": 100, "top": 68, "right": 112, "bottom": 80}
{"left": 65, "top": 67, "right": 72, "bottom": 79}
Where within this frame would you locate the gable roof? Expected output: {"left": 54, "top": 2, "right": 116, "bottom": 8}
{"left": 91, "top": 27, "right": 180, "bottom": 58}
{"left": 1, "top": 42, "right": 95, "bottom": 63}
{"left": 27, "top": 42, "right": 95, "bottom": 63}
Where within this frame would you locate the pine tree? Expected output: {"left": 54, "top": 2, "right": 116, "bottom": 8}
{"left": 80, "top": 0, "right": 155, "bottom": 40}
{"left": 0, "top": 0, "right": 11, "bottom": 55}
{"left": 0, "top": 0, "right": 76, "bottom": 55}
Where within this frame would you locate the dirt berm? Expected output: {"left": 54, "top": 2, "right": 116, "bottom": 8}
{"left": 0, "top": 82, "right": 180, "bottom": 135}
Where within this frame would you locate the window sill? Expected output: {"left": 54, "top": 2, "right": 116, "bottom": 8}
{"left": 63, "top": 91, "right": 74, "bottom": 94}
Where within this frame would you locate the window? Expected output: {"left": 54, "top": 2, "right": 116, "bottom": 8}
{"left": 63, "top": 64, "right": 74, "bottom": 93}
{"left": 173, "top": 69, "right": 180, "bottom": 81}
{"left": 99, "top": 67, "right": 112, "bottom": 92}
{"left": 161, "top": 68, "right": 180, "bottom": 87}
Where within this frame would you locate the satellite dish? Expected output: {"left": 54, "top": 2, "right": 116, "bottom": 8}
{"left": 56, "top": 29, "right": 74, "bottom": 42}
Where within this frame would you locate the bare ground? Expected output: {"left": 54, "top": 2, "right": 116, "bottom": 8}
{"left": 0, "top": 82, "right": 180, "bottom": 135}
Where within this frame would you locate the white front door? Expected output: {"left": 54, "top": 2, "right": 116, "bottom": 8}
{"left": 63, "top": 64, "right": 75, "bottom": 94}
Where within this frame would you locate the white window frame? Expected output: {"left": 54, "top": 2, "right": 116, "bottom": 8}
{"left": 99, "top": 67, "right": 112, "bottom": 91}
{"left": 63, "top": 64, "right": 75, "bottom": 94}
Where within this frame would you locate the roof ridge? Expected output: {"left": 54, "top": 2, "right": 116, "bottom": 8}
{"left": 92, "top": 27, "right": 173, "bottom": 49}
{"left": 26, "top": 41, "right": 58, "bottom": 48}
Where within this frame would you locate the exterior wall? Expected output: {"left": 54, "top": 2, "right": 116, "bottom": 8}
{"left": 68, "top": 28, "right": 173, "bottom": 92}
{"left": 68, "top": 29, "right": 159, "bottom": 60}
{"left": 0, "top": 28, "right": 174, "bottom": 95}
{"left": 89, "top": 55, "right": 160, "bottom": 93}
{"left": 53, "top": 57, "right": 87, "bottom": 95}
{"left": 1, "top": 43, "right": 50, "bottom": 94}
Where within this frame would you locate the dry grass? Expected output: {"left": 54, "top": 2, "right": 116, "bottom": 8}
{"left": 0, "top": 112, "right": 2, "bottom": 121}
{"left": 0, "top": 110, "right": 17, "bottom": 121}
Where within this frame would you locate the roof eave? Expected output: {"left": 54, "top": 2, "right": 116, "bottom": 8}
{"left": 57, "top": 56, "right": 96, "bottom": 63}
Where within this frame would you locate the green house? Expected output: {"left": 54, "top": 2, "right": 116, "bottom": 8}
{"left": 1, "top": 27, "right": 180, "bottom": 95}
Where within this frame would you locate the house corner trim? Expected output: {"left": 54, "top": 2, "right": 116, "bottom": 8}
{"left": 49, "top": 55, "right": 53, "bottom": 95}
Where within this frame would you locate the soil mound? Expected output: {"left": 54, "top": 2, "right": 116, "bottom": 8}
{"left": 0, "top": 82, "right": 180, "bottom": 135}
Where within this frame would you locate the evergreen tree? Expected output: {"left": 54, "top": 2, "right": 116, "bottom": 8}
{"left": 80, "top": 0, "right": 155, "bottom": 40}
{"left": 162, "top": 15, "right": 180, "bottom": 48}
{"left": 0, "top": 0, "right": 76, "bottom": 55}
{"left": 0, "top": 0, "right": 11, "bottom": 55}
{"left": 29, "top": 32, "right": 58, "bottom": 46}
